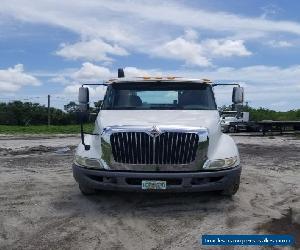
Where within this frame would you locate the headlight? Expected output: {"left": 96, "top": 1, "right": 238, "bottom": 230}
{"left": 203, "top": 156, "right": 238, "bottom": 170}
{"left": 74, "top": 155, "right": 103, "bottom": 169}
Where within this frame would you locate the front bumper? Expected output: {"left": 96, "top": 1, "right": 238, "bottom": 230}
{"left": 72, "top": 164, "right": 241, "bottom": 192}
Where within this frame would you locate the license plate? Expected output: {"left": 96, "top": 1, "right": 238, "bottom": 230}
{"left": 142, "top": 180, "right": 167, "bottom": 190}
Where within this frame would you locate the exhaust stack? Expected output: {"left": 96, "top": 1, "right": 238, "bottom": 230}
{"left": 118, "top": 68, "right": 125, "bottom": 78}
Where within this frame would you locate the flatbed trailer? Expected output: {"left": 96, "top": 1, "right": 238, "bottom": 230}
{"left": 257, "top": 120, "right": 300, "bottom": 135}
{"left": 223, "top": 120, "right": 300, "bottom": 135}
{"left": 221, "top": 121, "right": 260, "bottom": 133}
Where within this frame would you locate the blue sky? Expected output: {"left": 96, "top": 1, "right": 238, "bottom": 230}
{"left": 0, "top": 0, "right": 300, "bottom": 110}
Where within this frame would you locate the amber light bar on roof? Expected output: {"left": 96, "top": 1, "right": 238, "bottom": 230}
{"left": 136, "top": 76, "right": 182, "bottom": 80}
{"left": 135, "top": 76, "right": 213, "bottom": 82}
{"left": 106, "top": 76, "right": 214, "bottom": 84}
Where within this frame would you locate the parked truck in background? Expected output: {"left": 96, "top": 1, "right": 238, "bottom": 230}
{"left": 72, "top": 69, "right": 244, "bottom": 196}
{"left": 221, "top": 111, "right": 251, "bottom": 133}
{"left": 219, "top": 111, "right": 293, "bottom": 134}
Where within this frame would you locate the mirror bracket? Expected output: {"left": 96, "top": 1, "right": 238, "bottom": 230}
{"left": 78, "top": 83, "right": 107, "bottom": 151}
{"left": 79, "top": 112, "right": 99, "bottom": 151}
{"left": 80, "top": 118, "right": 90, "bottom": 150}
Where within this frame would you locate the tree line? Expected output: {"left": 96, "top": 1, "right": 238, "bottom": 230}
{"left": 0, "top": 101, "right": 299, "bottom": 126}
{"left": 0, "top": 101, "right": 101, "bottom": 125}
{"left": 242, "top": 106, "right": 300, "bottom": 121}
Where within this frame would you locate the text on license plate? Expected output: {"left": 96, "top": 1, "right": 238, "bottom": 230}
{"left": 142, "top": 180, "right": 167, "bottom": 190}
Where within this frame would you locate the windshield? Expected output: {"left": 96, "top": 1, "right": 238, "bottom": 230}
{"left": 102, "top": 82, "right": 217, "bottom": 110}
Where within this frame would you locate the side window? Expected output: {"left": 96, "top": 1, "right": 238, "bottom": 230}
{"left": 102, "top": 87, "right": 113, "bottom": 108}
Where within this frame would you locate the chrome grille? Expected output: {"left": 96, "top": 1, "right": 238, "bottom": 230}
{"left": 110, "top": 132, "right": 199, "bottom": 164}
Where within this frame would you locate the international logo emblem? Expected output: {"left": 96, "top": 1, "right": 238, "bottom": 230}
{"left": 148, "top": 125, "right": 161, "bottom": 137}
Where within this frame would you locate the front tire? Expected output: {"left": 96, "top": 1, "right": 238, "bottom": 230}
{"left": 79, "top": 184, "right": 96, "bottom": 195}
{"left": 228, "top": 126, "right": 236, "bottom": 133}
{"left": 220, "top": 177, "right": 240, "bottom": 196}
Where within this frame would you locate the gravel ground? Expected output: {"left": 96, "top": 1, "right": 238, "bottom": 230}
{"left": 0, "top": 134, "right": 299, "bottom": 250}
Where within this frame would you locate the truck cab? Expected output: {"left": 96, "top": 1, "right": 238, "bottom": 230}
{"left": 221, "top": 111, "right": 249, "bottom": 123}
{"left": 221, "top": 111, "right": 249, "bottom": 133}
{"left": 73, "top": 73, "right": 243, "bottom": 196}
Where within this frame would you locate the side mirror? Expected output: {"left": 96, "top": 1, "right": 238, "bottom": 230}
{"left": 78, "top": 87, "right": 89, "bottom": 112}
{"left": 232, "top": 87, "right": 244, "bottom": 104}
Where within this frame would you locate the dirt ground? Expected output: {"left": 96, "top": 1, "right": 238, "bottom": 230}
{"left": 0, "top": 134, "right": 299, "bottom": 250}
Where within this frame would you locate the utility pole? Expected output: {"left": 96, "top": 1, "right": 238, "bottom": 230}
{"left": 48, "top": 95, "right": 51, "bottom": 127}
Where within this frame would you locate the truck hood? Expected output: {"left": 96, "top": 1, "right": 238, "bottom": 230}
{"left": 97, "top": 110, "right": 220, "bottom": 134}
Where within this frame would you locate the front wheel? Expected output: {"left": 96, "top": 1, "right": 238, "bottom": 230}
{"left": 228, "top": 126, "right": 236, "bottom": 133}
{"left": 79, "top": 184, "right": 96, "bottom": 195}
{"left": 220, "top": 177, "right": 240, "bottom": 196}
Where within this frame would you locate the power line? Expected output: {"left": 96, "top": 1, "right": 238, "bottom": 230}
{"left": 0, "top": 96, "right": 75, "bottom": 101}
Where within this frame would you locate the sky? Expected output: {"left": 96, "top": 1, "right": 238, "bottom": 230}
{"left": 0, "top": 0, "right": 300, "bottom": 111}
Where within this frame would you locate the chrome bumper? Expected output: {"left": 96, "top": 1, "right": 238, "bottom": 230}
{"left": 73, "top": 164, "right": 241, "bottom": 192}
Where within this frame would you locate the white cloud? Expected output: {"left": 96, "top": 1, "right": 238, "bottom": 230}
{"left": 124, "top": 67, "right": 149, "bottom": 77}
{"left": 72, "top": 62, "right": 112, "bottom": 82}
{"left": 2, "top": 0, "right": 300, "bottom": 65}
{"left": 50, "top": 62, "right": 114, "bottom": 85}
{"left": 49, "top": 75, "right": 70, "bottom": 85}
{"left": 153, "top": 35, "right": 251, "bottom": 67}
{"left": 195, "top": 65, "right": 300, "bottom": 84}
{"left": 12, "top": 0, "right": 297, "bottom": 36}
{"left": 57, "top": 62, "right": 113, "bottom": 100}
{"left": 183, "top": 29, "right": 199, "bottom": 41}
{"left": 0, "top": 64, "right": 40, "bottom": 92}
{"left": 202, "top": 39, "right": 251, "bottom": 57}
{"left": 153, "top": 37, "right": 211, "bottom": 67}
{"left": 56, "top": 39, "right": 128, "bottom": 62}
{"left": 266, "top": 40, "right": 293, "bottom": 48}
{"left": 98, "top": 1, "right": 300, "bottom": 35}
{"left": 63, "top": 84, "right": 80, "bottom": 95}
{"left": 55, "top": 63, "right": 161, "bottom": 85}
{"left": 124, "top": 67, "right": 162, "bottom": 77}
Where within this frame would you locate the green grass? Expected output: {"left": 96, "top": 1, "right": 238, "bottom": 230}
{"left": 0, "top": 124, "right": 94, "bottom": 134}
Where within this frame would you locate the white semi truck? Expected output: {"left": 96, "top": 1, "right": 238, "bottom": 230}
{"left": 73, "top": 69, "right": 243, "bottom": 196}
{"left": 221, "top": 111, "right": 250, "bottom": 133}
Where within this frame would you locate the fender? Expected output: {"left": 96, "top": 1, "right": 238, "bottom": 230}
{"left": 75, "top": 134, "right": 101, "bottom": 160}
{"left": 208, "top": 133, "right": 240, "bottom": 165}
